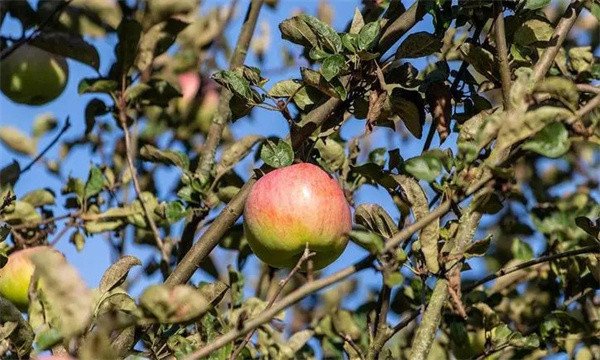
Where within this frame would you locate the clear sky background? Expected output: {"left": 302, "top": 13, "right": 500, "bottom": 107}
{"left": 1, "top": 1, "right": 598, "bottom": 359}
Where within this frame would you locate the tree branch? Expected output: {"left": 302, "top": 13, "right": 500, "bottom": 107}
{"left": 367, "top": 274, "right": 391, "bottom": 360}
{"left": 463, "top": 245, "right": 600, "bottom": 293}
{"left": 196, "top": 0, "right": 264, "bottom": 180}
{"left": 408, "top": 279, "right": 448, "bottom": 360}
{"left": 532, "top": 0, "right": 583, "bottom": 83}
{"left": 378, "top": 1, "right": 426, "bottom": 53}
{"left": 21, "top": 117, "right": 71, "bottom": 174}
{"left": 493, "top": 1, "right": 512, "bottom": 111}
{"left": 229, "top": 245, "right": 315, "bottom": 360}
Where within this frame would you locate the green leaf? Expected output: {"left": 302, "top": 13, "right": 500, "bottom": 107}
{"left": 0, "top": 297, "right": 34, "bottom": 357}
{"left": 139, "top": 285, "right": 209, "bottom": 324}
{"left": 534, "top": 77, "right": 579, "bottom": 110}
{"left": 393, "top": 175, "right": 440, "bottom": 274}
{"left": 314, "top": 138, "right": 346, "bottom": 172}
{"left": 85, "top": 165, "right": 105, "bottom": 199}
{"left": 354, "top": 204, "right": 398, "bottom": 238}
{"left": 299, "top": 14, "right": 342, "bottom": 53}
{"left": 78, "top": 78, "right": 119, "bottom": 95}
{"left": 523, "top": 0, "right": 551, "bottom": 10}
{"left": 30, "top": 31, "right": 100, "bottom": 70}
{"left": 140, "top": 144, "right": 189, "bottom": 170}
{"left": 464, "top": 236, "right": 492, "bottom": 258}
{"left": 321, "top": 54, "right": 345, "bottom": 82}
{"left": 396, "top": 32, "right": 442, "bottom": 59}
{"left": 268, "top": 79, "right": 303, "bottom": 98}
{"left": 279, "top": 16, "right": 319, "bottom": 49}
{"left": 309, "top": 47, "right": 331, "bottom": 60}
{"left": 30, "top": 249, "right": 93, "bottom": 338}
{"left": 165, "top": 201, "right": 187, "bottom": 223}
{"left": 0, "top": 126, "right": 36, "bottom": 156}
{"left": 85, "top": 98, "right": 108, "bottom": 135}
{"left": 260, "top": 138, "right": 294, "bottom": 168}
{"left": 459, "top": 43, "right": 499, "bottom": 82}
{"left": 115, "top": 18, "right": 142, "bottom": 75}
{"left": 99, "top": 255, "right": 141, "bottom": 293}
{"left": 350, "top": 229, "right": 385, "bottom": 255}
{"left": 404, "top": 154, "right": 443, "bottom": 182}
{"left": 341, "top": 33, "right": 358, "bottom": 53}
{"left": 514, "top": 19, "right": 554, "bottom": 46}
{"left": 357, "top": 21, "right": 381, "bottom": 51}
{"left": 211, "top": 70, "right": 252, "bottom": 99}
{"left": 522, "top": 122, "right": 571, "bottom": 158}
{"left": 511, "top": 238, "right": 534, "bottom": 261}
{"left": 32, "top": 113, "right": 58, "bottom": 138}
{"left": 21, "top": 189, "right": 55, "bottom": 207}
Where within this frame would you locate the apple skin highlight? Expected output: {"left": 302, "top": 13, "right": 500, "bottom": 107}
{"left": 243, "top": 163, "right": 352, "bottom": 270}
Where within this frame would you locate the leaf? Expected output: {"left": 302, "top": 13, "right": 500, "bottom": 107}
{"left": 321, "top": 54, "right": 345, "bottom": 82}
{"left": 99, "top": 255, "right": 142, "bottom": 293}
{"left": 341, "top": 33, "right": 358, "bottom": 53}
{"left": 511, "top": 238, "right": 534, "bottom": 261}
{"left": 568, "top": 46, "right": 593, "bottom": 74}
{"left": 459, "top": 43, "right": 499, "bottom": 82}
{"left": 211, "top": 70, "right": 252, "bottom": 99}
{"left": 21, "top": 189, "right": 55, "bottom": 207}
{"left": 85, "top": 165, "right": 105, "bottom": 199}
{"left": 260, "top": 138, "right": 294, "bottom": 168}
{"left": 164, "top": 201, "right": 187, "bottom": 223}
{"left": 0, "top": 126, "right": 36, "bottom": 156}
{"left": 514, "top": 19, "right": 554, "bottom": 46}
{"left": 216, "top": 135, "right": 264, "bottom": 176}
{"left": 2, "top": 201, "right": 40, "bottom": 224}
{"left": 279, "top": 16, "right": 319, "bottom": 49}
{"left": 349, "top": 229, "right": 385, "bottom": 255}
{"left": 299, "top": 14, "right": 342, "bottom": 53}
{"left": 115, "top": 18, "right": 142, "bottom": 75}
{"left": 494, "top": 106, "right": 572, "bottom": 154}
{"left": 30, "top": 249, "right": 93, "bottom": 338}
{"left": 354, "top": 204, "right": 398, "bottom": 238}
{"left": 349, "top": 8, "right": 365, "bottom": 34}
{"left": 524, "top": 0, "right": 551, "bottom": 10}
{"left": 394, "top": 175, "right": 440, "bottom": 273}
{"left": 0, "top": 161, "right": 21, "bottom": 189}
{"left": 139, "top": 285, "right": 210, "bottom": 324}
{"left": 396, "top": 32, "right": 442, "bottom": 59}
{"left": 268, "top": 79, "right": 303, "bottom": 98}
{"left": 85, "top": 98, "right": 109, "bottom": 135}
{"left": 301, "top": 67, "right": 342, "bottom": 98}
{"left": 30, "top": 31, "right": 100, "bottom": 70}
{"left": 314, "top": 138, "right": 346, "bottom": 172}
{"left": 404, "top": 154, "right": 443, "bottom": 182}
{"left": 357, "top": 21, "right": 381, "bottom": 51}
{"left": 534, "top": 77, "right": 579, "bottom": 109}
{"left": 32, "top": 113, "right": 58, "bottom": 138}
{"left": 522, "top": 122, "right": 571, "bottom": 158}
{"left": 0, "top": 297, "right": 34, "bottom": 357}
{"left": 70, "top": 231, "right": 85, "bottom": 252}
{"left": 78, "top": 78, "right": 119, "bottom": 95}
{"left": 464, "top": 236, "right": 492, "bottom": 258}
{"left": 575, "top": 216, "right": 599, "bottom": 239}
{"left": 140, "top": 144, "right": 190, "bottom": 170}
{"left": 389, "top": 88, "right": 425, "bottom": 139}
{"left": 136, "top": 18, "right": 189, "bottom": 71}
{"left": 197, "top": 281, "right": 229, "bottom": 307}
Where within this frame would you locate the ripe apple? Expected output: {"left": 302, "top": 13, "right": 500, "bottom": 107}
{"left": 0, "top": 44, "right": 69, "bottom": 106}
{"left": 243, "top": 163, "right": 352, "bottom": 270}
{"left": 0, "top": 246, "right": 56, "bottom": 311}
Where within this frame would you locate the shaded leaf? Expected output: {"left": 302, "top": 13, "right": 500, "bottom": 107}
{"left": 396, "top": 32, "right": 442, "bottom": 59}
{"left": 522, "top": 122, "right": 571, "bottom": 158}
{"left": 30, "top": 31, "right": 100, "bottom": 70}
{"left": 140, "top": 144, "right": 189, "bottom": 170}
{"left": 354, "top": 204, "right": 397, "bottom": 238}
{"left": 139, "top": 285, "right": 209, "bottom": 324}
{"left": 99, "top": 255, "right": 141, "bottom": 293}
{"left": 32, "top": 113, "right": 58, "bottom": 138}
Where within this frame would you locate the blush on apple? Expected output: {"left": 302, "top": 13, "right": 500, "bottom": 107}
{"left": 243, "top": 163, "right": 352, "bottom": 270}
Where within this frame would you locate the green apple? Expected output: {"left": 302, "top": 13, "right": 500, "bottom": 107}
{"left": 0, "top": 44, "right": 69, "bottom": 106}
{"left": 243, "top": 163, "right": 352, "bottom": 270}
{"left": 0, "top": 246, "right": 56, "bottom": 311}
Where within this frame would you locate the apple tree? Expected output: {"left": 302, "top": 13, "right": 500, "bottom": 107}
{"left": 1, "top": 0, "right": 599, "bottom": 359}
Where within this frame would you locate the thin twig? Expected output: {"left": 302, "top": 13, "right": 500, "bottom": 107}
{"left": 228, "top": 245, "right": 315, "bottom": 360}
{"left": 463, "top": 245, "right": 600, "bottom": 293}
{"left": 493, "top": 1, "right": 512, "bottom": 111}
{"left": 118, "top": 104, "right": 168, "bottom": 264}
{"left": 367, "top": 274, "right": 391, "bottom": 360}
{"left": 0, "top": 194, "right": 16, "bottom": 213}
{"left": 0, "top": 0, "right": 72, "bottom": 60}
{"left": 21, "top": 117, "right": 71, "bottom": 174}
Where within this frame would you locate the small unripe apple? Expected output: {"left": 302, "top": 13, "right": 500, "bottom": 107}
{"left": 0, "top": 246, "right": 56, "bottom": 311}
{"left": 244, "top": 163, "right": 352, "bottom": 270}
{"left": 0, "top": 44, "right": 69, "bottom": 105}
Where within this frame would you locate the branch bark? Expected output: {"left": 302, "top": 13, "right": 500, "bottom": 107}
{"left": 532, "top": 0, "right": 583, "bottom": 83}
{"left": 493, "top": 1, "right": 512, "bottom": 111}
{"left": 378, "top": 1, "right": 426, "bottom": 53}
{"left": 196, "top": 0, "right": 264, "bottom": 180}
{"left": 408, "top": 279, "right": 448, "bottom": 360}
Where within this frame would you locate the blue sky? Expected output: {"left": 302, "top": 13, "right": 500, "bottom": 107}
{"left": 1, "top": 1, "right": 598, "bottom": 358}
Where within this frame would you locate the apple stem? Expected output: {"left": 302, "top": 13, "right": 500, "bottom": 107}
{"left": 229, "top": 244, "right": 316, "bottom": 360}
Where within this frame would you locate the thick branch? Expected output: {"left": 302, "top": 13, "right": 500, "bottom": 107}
{"left": 196, "top": 0, "right": 264, "bottom": 180}
{"left": 493, "top": 1, "right": 512, "bottom": 111}
{"left": 408, "top": 279, "right": 448, "bottom": 360}
{"left": 463, "top": 245, "right": 600, "bottom": 293}
{"left": 532, "top": 0, "right": 582, "bottom": 83}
